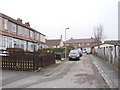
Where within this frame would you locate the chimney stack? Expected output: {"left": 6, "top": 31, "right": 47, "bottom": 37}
{"left": 25, "top": 22, "right": 30, "bottom": 26}
{"left": 17, "top": 18, "right": 22, "bottom": 23}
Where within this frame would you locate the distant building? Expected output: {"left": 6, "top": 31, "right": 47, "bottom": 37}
{"left": 46, "top": 39, "right": 63, "bottom": 48}
{"left": 104, "top": 40, "right": 120, "bottom": 46}
{"left": 0, "top": 13, "right": 47, "bottom": 51}
{"left": 64, "top": 37, "right": 101, "bottom": 53}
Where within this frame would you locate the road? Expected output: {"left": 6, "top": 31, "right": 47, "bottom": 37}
{"left": 1, "top": 54, "right": 119, "bottom": 89}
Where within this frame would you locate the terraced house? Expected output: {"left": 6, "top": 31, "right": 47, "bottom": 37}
{"left": 0, "top": 13, "right": 47, "bottom": 51}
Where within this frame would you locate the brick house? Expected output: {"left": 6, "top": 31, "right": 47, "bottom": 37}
{"left": 104, "top": 40, "right": 120, "bottom": 45}
{"left": 46, "top": 39, "right": 63, "bottom": 48}
{"left": 0, "top": 13, "right": 47, "bottom": 51}
{"left": 64, "top": 37, "right": 101, "bottom": 53}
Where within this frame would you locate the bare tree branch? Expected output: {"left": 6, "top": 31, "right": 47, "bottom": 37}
{"left": 93, "top": 24, "right": 104, "bottom": 48}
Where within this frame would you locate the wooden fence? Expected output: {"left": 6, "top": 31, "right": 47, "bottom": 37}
{"left": 1, "top": 48, "right": 55, "bottom": 71}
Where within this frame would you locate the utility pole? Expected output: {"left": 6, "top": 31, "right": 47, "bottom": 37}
{"left": 65, "top": 28, "right": 69, "bottom": 60}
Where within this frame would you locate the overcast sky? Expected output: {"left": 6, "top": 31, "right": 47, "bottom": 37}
{"left": 0, "top": 0, "right": 119, "bottom": 41}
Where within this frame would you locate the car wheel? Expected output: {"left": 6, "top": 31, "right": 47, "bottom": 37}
{"left": 69, "top": 58, "right": 71, "bottom": 61}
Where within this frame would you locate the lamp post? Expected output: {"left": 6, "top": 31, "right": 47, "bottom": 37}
{"left": 65, "top": 28, "right": 69, "bottom": 60}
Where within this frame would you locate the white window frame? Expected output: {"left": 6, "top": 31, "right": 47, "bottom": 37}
{"left": 0, "top": 35, "right": 2, "bottom": 48}
{"left": 13, "top": 38, "right": 19, "bottom": 48}
{"left": 36, "top": 33, "right": 39, "bottom": 40}
{"left": 0, "top": 17, "right": 2, "bottom": 30}
{"left": 18, "top": 26, "right": 22, "bottom": 35}
{"left": 41, "top": 35, "right": 45, "bottom": 43}
{"left": 4, "top": 19, "right": 8, "bottom": 30}
{"left": 87, "top": 43, "right": 90, "bottom": 46}
{"left": 8, "top": 37, "right": 12, "bottom": 48}
{"left": 25, "top": 28, "right": 29, "bottom": 36}
{"left": 30, "top": 30, "right": 33, "bottom": 38}
{"left": 11, "top": 23, "right": 16, "bottom": 32}
{"left": 2, "top": 36, "right": 7, "bottom": 48}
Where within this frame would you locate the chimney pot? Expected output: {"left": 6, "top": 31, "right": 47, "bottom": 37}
{"left": 17, "top": 18, "right": 22, "bottom": 23}
{"left": 25, "top": 22, "right": 30, "bottom": 26}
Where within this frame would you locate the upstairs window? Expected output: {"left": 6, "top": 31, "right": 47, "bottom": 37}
{"left": 25, "top": 28, "right": 29, "bottom": 36}
{"left": 0, "top": 17, "right": 2, "bottom": 30}
{"left": 36, "top": 33, "right": 39, "bottom": 40}
{"left": 11, "top": 23, "right": 16, "bottom": 32}
{"left": 41, "top": 35, "right": 45, "bottom": 43}
{"left": 18, "top": 26, "right": 22, "bottom": 35}
{"left": 87, "top": 43, "right": 90, "bottom": 46}
{"left": 4, "top": 19, "right": 8, "bottom": 30}
{"left": 30, "top": 30, "right": 33, "bottom": 38}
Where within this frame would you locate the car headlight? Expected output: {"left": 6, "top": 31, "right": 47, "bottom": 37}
{"left": 77, "top": 55, "right": 79, "bottom": 57}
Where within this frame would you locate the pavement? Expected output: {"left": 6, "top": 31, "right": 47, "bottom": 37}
{"left": 90, "top": 55, "right": 119, "bottom": 88}
{"left": 1, "top": 59, "right": 66, "bottom": 88}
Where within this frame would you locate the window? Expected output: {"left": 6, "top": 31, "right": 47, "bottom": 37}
{"left": 30, "top": 30, "right": 33, "bottom": 38}
{"left": 4, "top": 19, "right": 8, "bottom": 30}
{"left": 25, "top": 28, "right": 29, "bottom": 36}
{"left": 23, "top": 41, "right": 27, "bottom": 50}
{"left": 0, "top": 17, "right": 2, "bottom": 30}
{"left": 8, "top": 37, "right": 12, "bottom": 48}
{"left": 37, "top": 33, "right": 39, "bottom": 40}
{"left": 40, "top": 35, "right": 45, "bottom": 42}
{"left": 0, "top": 35, "right": 2, "bottom": 48}
{"left": 87, "top": 43, "right": 90, "bottom": 46}
{"left": 2, "top": 36, "right": 7, "bottom": 48}
{"left": 13, "top": 38, "right": 19, "bottom": 48}
{"left": 19, "top": 39, "right": 24, "bottom": 49}
{"left": 28, "top": 42, "right": 34, "bottom": 51}
{"left": 18, "top": 26, "right": 22, "bottom": 35}
{"left": 11, "top": 23, "right": 16, "bottom": 32}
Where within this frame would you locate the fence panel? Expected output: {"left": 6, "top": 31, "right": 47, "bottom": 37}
{"left": 1, "top": 48, "right": 55, "bottom": 71}
{"left": 93, "top": 46, "right": 120, "bottom": 70}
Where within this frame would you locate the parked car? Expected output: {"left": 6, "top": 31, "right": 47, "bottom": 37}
{"left": 77, "top": 49, "right": 82, "bottom": 57}
{"left": 82, "top": 49, "right": 87, "bottom": 53}
{"left": 68, "top": 50, "right": 80, "bottom": 61}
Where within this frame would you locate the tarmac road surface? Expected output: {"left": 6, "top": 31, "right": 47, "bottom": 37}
{"left": 2, "top": 54, "right": 118, "bottom": 88}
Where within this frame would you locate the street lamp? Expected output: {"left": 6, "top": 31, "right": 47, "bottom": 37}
{"left": 65, "top": 28, "right": 69, "bottom": 60}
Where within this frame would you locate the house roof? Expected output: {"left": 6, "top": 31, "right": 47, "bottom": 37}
{"left": 77, "top": 46, "right": 94, "bottom": 48}
{"left": 46, "top": 39, "right": 61, "bottom": 46}
{"left": 64, "top": 38, "right": 98, "bottom": 44}
{"left": 104, "top": 40, "right": 120, "bottom": 45}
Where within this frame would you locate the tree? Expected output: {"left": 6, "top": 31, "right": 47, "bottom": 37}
{"left": 93, "top": 25, "right": 104, "bottom": 48}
